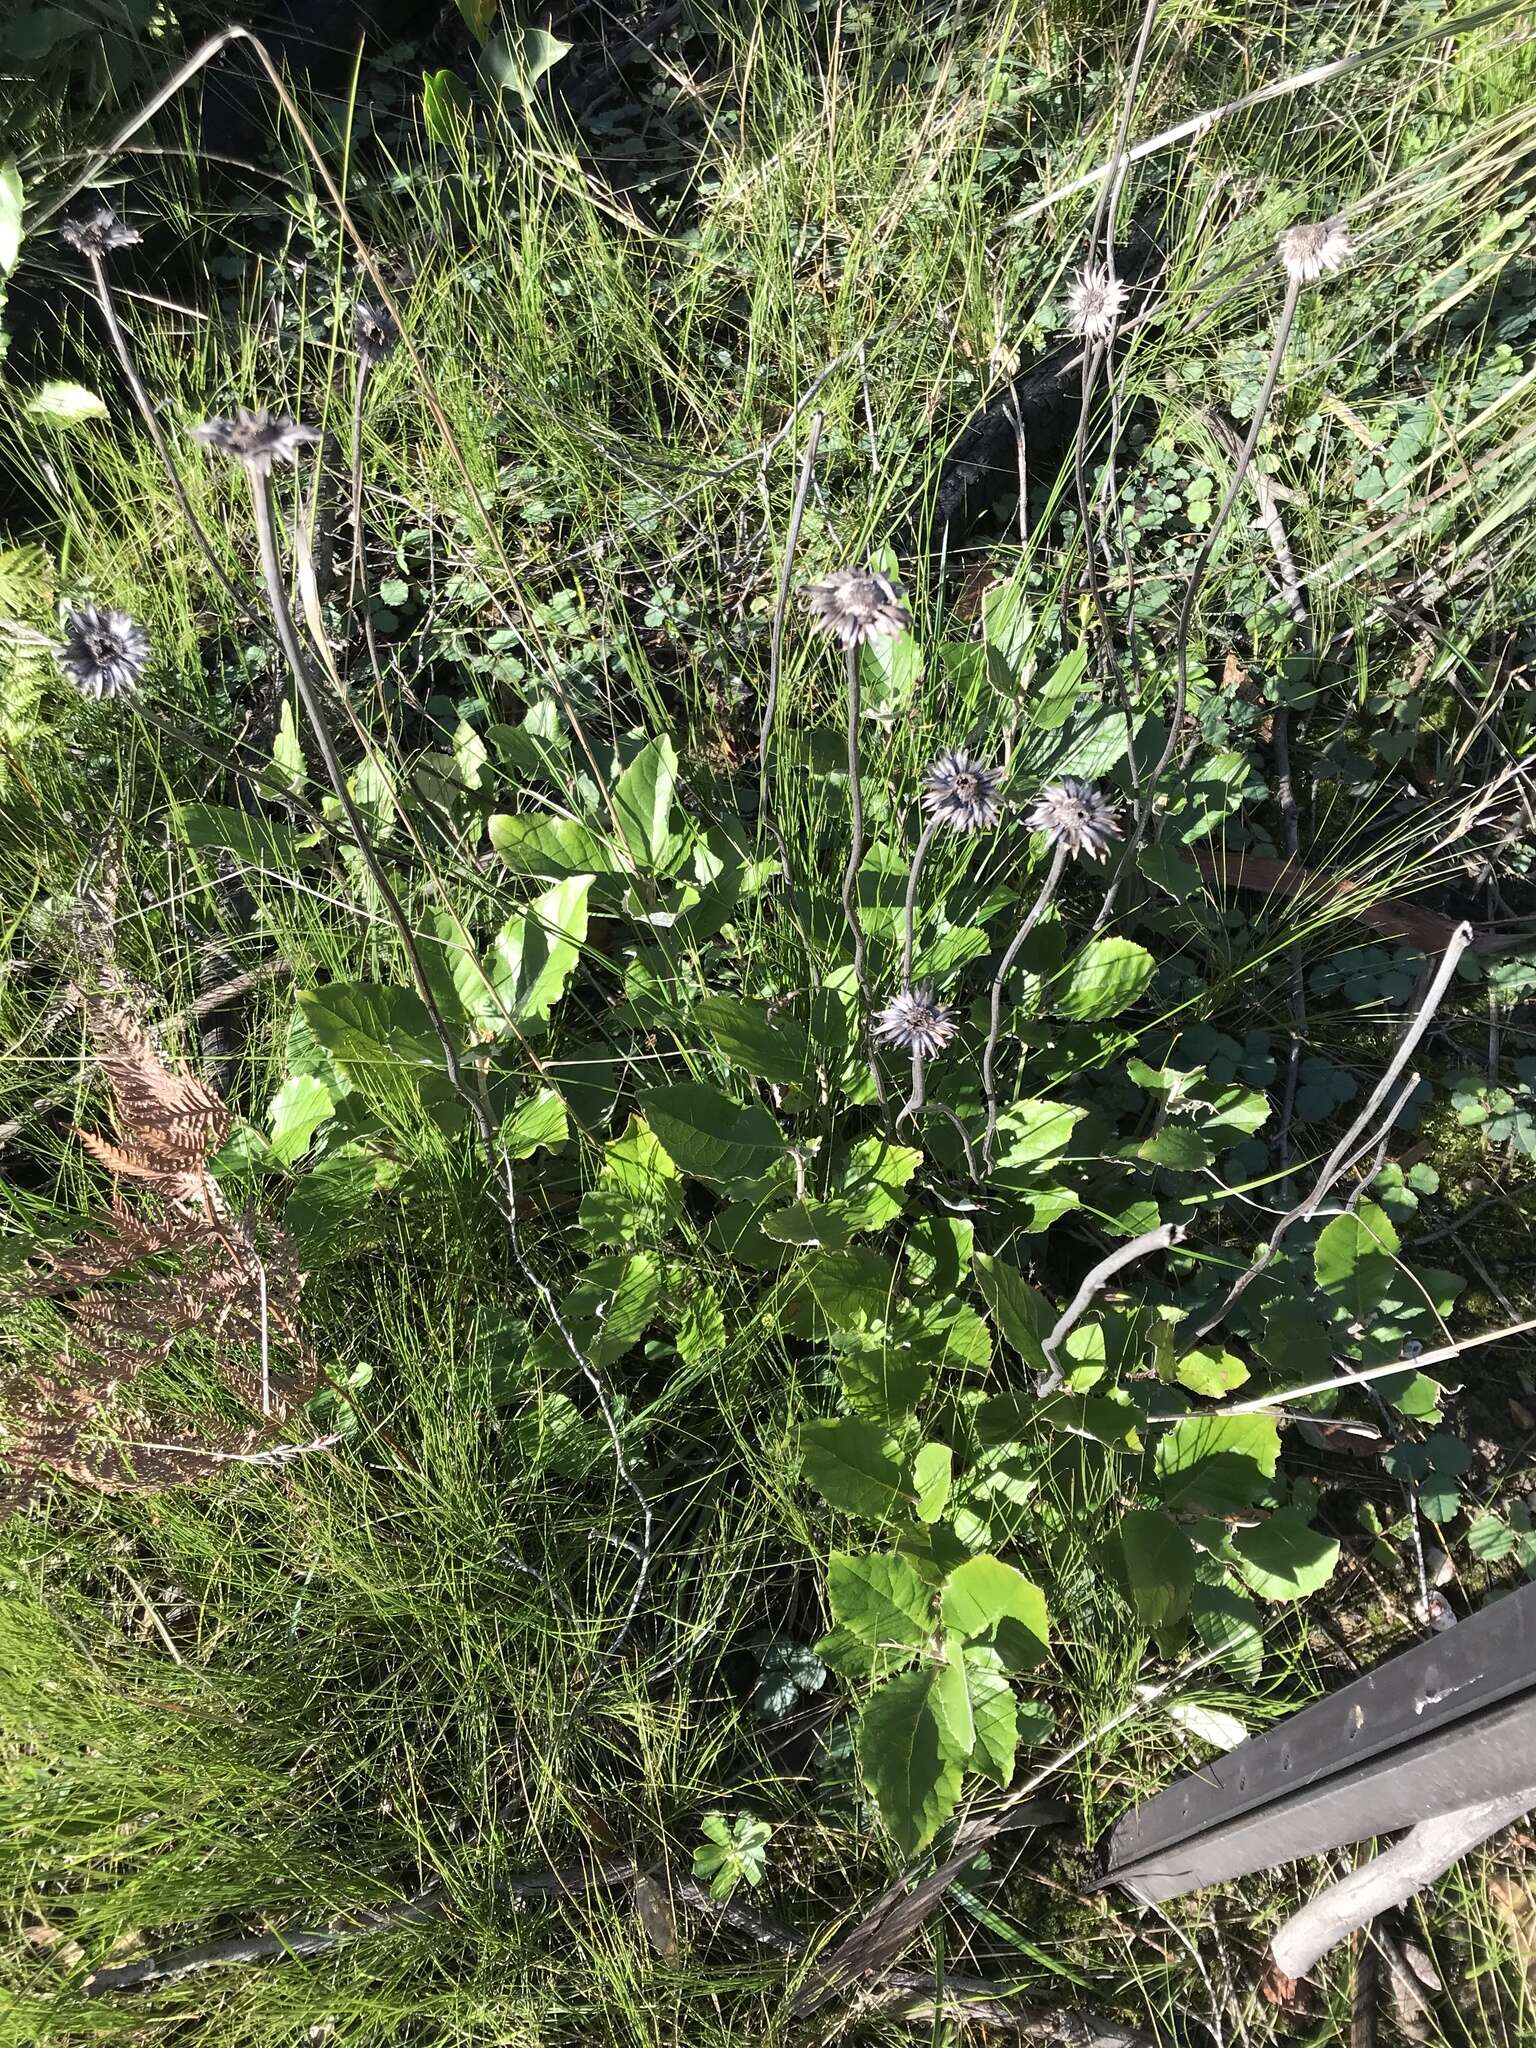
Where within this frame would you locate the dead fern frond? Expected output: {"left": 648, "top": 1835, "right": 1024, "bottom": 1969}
{"left": 3, "top": 990, "right": 321, "bottom": 1514}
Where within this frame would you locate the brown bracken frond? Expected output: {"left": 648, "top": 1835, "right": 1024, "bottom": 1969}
{"left": 2, "top": 992, "right": 321, "bottom": 1514}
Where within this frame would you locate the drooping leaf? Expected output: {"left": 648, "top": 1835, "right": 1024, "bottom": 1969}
{"left": 483, "top": 23, "right": 574, "bottom": 103}
{"left": 1053, "top": 937, "right": 1154, "bottom": 1022}
{"left": 928, "top": 1651, "right": 976, "bottom": 1761}
{"left": 25, "top": 380, "right": 107, "bottom": 427}
{"left": 1156, "top": 1414, "right": 1280, "bottom": 1513}
{"left": 1191, "top": 1582, "right": 1264, "bottom": 1680}
{"left": 694, "top": 994, "right": 811, "bottom": 1087}
{"left": 640, "top": 1082, "right": 783, "bottom": 1187}
{"left": 1232, "top": 1509, "right": 1340, "bottom": 1602}
{"left": 857, "top": 1667, "right": 965, "bottom": 1855}
{"left": 266, "top": 1073, "right": 333, "bottom": 1168}
{"left": 422, "top": 67, "right": 474, "bottom": 144}
{"left": 1119, "top": 1508, "right": 1197, "bottom": 1627}
{"left": 801, "top": 1417, "right": 910, "bottom": 1521}
{"left": 961, "top": 1647, "right": 1020, "bottom": 1783}
{"left": 486, "top": 874, "right": 591, "bottom": 1034}
{"left": 974, "top": 1254, "right": 1052, "bottom": 1376}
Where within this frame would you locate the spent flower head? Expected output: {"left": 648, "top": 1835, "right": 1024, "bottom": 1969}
{"left": 1025, "top": 777, "right": 1121, "bottom": 861}
{"left": 921, "top": 749, "right": 1004, "bottom": 833}
{"left": 54, "top": 606, "right": 149, "bottom": 701}
{"left": 1064, "top": 263, "right": 1127, "bottom": 345}
{"left": 874, "top": 985, "right": 957, "bottom": 1059}
{"left": 1277, "top": 218, "right": 1354, "bottom": 286}
{"left": 805, "top": 567, "right": 910, "bottom": 650}
{"left": 353, "top": 301, "right": 400, "bottom": 366}
{"left": 191, "top": 408, "right": 320, "bottom": 475}
{"left": 59, "top": 203, "right": 140, "bottom": 257}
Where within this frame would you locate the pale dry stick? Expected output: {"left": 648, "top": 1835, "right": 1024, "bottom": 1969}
{"left": 1213, "top": 1316, "right": 1536, "bottom": 1417}
{"left": 1106, "top": 273, "right": 1304, "bottom": 916}
{"left": 126, "top": 1432, "right": 343, "bottom": 1467}
{"left": 246, "top": 467, "right": 653, "bottom": 1696}
{"left": 1184, "top": 922, "right": 1474, "bottom": 1344}
{"left": 981, "top": 841, "right": 1070, "bottom": 1166}
{"left": 1037, "top": 1221, "right": 1188, "bottom": 1394}
{"left": 1002, "top": 0, "right": 1530, "bottom": 231}
{"left": 81, "top": 249, "right": 245, "bottom": 609}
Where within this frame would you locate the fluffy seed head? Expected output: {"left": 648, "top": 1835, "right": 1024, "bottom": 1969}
{"left": 191, "top": 408, "right": 320, "bottom": 475}
{"left": 921, "top": 749, "right": 1004, "bottom": 833}
{"left": 55, "top": 606, "right": 149, "bottom": 701}
{"left": 353, "top": 301, "right": 400, "bottom": 366}
{"left": 1064, "top": 263, "right": 1127, "bottom": 345}
{"left": 1277, "top": 218, "right": 1354, "bottom": 286}
{"left": 59, "top": 203, "right": 140, "bottom": 257}
{"left": 805, "top": 567, "right": 910, "bottom": 650}
{"left": 1025, "top": 776, "right": 1121, "bottom": 860}
{"left": 874, "top": 985, "right": 958, "bottom": 1059}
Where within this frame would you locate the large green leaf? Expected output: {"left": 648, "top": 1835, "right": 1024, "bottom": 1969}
{"left": 482, "top": 23, "right": 573, "bottom": 103}
{"left": 1232, "top": 1510, "right": 1340, "bottom": 1603}
{"left": 1119, "top": 1509, "right": 1197, "bottom": 1627}
{"left": 928, "top": 1653, "right": 976, "bottom": 1761}
{"left": 1053, "top": 938, "right": 1155, "bottom": 1022}
{"left": 973, "top": 1254, "right": 1052, "bottom": 1375}
{"left": 267, "top": 1073, "right": 334, "bottom": 1168}
{"left": 0, "top": 160, "right": 22, "bottom": 277}
{"left": 613, "top": 734, "right": 678, "bottom": 869}
{"left": 26, "top": 380, "right": 107, "bottom": 427}
{"left": 488, "top": 812, "right": 617, "bottom": 877}
{"left": 961, "top": 1647, "right": 1020, "bottom": 1784}
{"left": 857, "top": 1668, "right": 965, "bottom": 1855}
{"left": 579, "top": 1116, "right": 684, "bottom": 1244}
{"left": 640, "top": 1082, "right": 783, "bottom": 1187}
{"left": 1155, "top": 1414, "right": 1280, "bottom": 1513}
{"left": 502, "top": 1088, "right": 568, "bottom": 1159}
{"left": 1314, "top": 1201, "right": 1401, "bottom": 1322}
{"left": 912, "top": 1443, "right": 953, "bottom": 1524}
{"left": 834, "top": 1336, "right": 933, "bottom": 1429}
{"left": 940, "top": 1555, "right": 1049, "bottom": 1670}
{"left": 827, "top": 1551, "right": 933, "bottom": 1651}
{"left": 1191, "top": 1583, "right": 1264, "bottom": 1680}
{"left": 422, "top": 67, "right": 474, "bottom": 144}
{"left": 1174, "top": 1346, "right": 1249, "bottom": 1398}
{"left": 299, "top": 983, "right": 440, "bottom": 1080}
{"left": 694, "top": 995, "right": 811, "bottom": 1087}
{"left": 487, "top": 874, "right": 590, "bottom": 1034}
{"left": 801, "top": 1417, "right": 910, "bottom": 1521}
{"left": 179, "top": 801, "right": 310, "bottom": 868}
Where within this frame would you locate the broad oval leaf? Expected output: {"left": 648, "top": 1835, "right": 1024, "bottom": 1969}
{"left": 613, "top": 734, "right": 678, "bottom": 870}
{"left": 1232, "top": 1510, "right": 1340, "bottom": 1603}
{"left": 1119, "top": 1508, "right": 1197, "bottom": 1628}
{"left": 801, "top": 1417, "right": 910, "bottom": 1522}
{"left": 1155, "top": 1414, "right": 1280, "bottom": 1514}
{"left": 25, "top": 380, "right": 107, "bottom": 427}
{"left": 694, "top": 994, "right": 811, "bottom": 1087}
{"left": 640, "top": 1081, "right": 783, "bottom": 1187}
{"left": 857, "top": 1667, "right": 965, "bottom": 1855}
{"left": 828, "top": 1551, "right": 933, "bottom": 1651}
{"left": 1054, "top": 937, "right": 1155, "bottom": 1022}
{"left": 940, "top": 1555, "right": 1048, "bottom": 1670}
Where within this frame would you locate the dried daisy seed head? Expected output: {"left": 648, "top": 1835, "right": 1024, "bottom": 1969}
{"left": 805, "top": 567, "right": 910, "bottom": 650}
{"left": 1277, "top": 218, "right": 1354, "bottom": 286}
{"left": 921, "top": 749, "right": 1004, "bottom": 833}
{"left": 54, "top": 606, "right": 149, "bottom": 701}
{"left": 874, "top": 985, "right": 958, "bottom": 1059}
{"left": 353, "top": 301, "right": 400, "bottom": 366}
{"left": 191, "top": 408, "right": 320, "bottom": 475}
{"left": 1025, "top": 776, "right": 1121, "bottom": 861}
{"left": 59, "top": 203, "right": 141, "bottom": 257}
{"left": 1064, "top": 263, "right": 1127, "bottom": 345}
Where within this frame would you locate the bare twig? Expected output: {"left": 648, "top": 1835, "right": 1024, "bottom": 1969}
{"left": 1213, "top": 1316, "right": 1536, "bottom": 1415}
{"left": 1038, "top": 1222, "right": 1188, "bottom": 1393}
{"left": 1185, "top": 923, "right": 1475, "bottom": 1343}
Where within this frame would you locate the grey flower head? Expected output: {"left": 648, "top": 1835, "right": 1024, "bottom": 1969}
{"left": 921, "top": 748, "right": 1004, "bottom": 833}
{"left": 353, "top": 301, "right": 400, "bottom": 366}
{"left": 874, "top": 985, "right": 957, "bottom": 1059}
{"left": 1025, "top": 776, "right": 1121, "bottom": 860}
{"left": 1064, "top": 263, "right": 1127, "bottom": 345}
{"left": 1278, "top": 218, "right": 1354, "bottom": 286}
{"left": 805, "top": 567, "right": 910, "bottom": 650}
{"left": 191, "top": 408, "right": 320, "bottom": 475}
{"left": 59, "top": 203, "right": 141, "bottom": 257}
{"left": 55, "top": 606, "right": 149, "bottom": 701}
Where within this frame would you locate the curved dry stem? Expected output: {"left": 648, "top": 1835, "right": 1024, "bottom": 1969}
{"left": 897, "top": 1044, "right": 980, "bottom": 1182}
{"left": 901, "top": 816, "right": 942, "bottom": 987}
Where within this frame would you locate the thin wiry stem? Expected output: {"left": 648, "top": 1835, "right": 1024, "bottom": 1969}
{"left": 1107, "top": 276, "right": 1303, "bottom": 913}
{"left": 982, "top": 840, "right": 1070, "bottom": 1166}
{"left": 759, "top": 412, "right": 823, "bottom": 909}
{"left": 901, "top": 816, "right": 941, "bottom": 986}
{"left": 897, "top": 1040, "right": 980, "bottom": 1181}
{"left": 841, "top": 642, "right": 889, "bottom": 1115}
{"left": 85, "top": 250, "right": 244, "bottom": 609}
{"left": 247, "top": 464, "right": 651, "bottom": 1701}
{"left": 1185, "top": 921, "right": 1474, "bottom": 1343}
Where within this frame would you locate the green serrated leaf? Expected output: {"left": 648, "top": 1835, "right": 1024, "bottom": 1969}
{"left": 613, "top": 734, "right": 678, "bottom": 869}
{"left": 928, "top": 1651, "right": 976, "bottom": 1761}
{"left": 1053, "top": 937, "right": 1155, "bottom": 1022}
{"left": 1232, "top": 1509, "right": 1340, "bottom": 1602}
{"left": 974, "top": 1254, "right": 1052, "bottom": 1376}
{"left": 1314, "top": 1201, "right": 1401, "bottom": 1322}
{"left": 961, "top": 1647, "right": 1020, "bottom": 1782}
{"left": 1156, "top": 1414, "right": 1280, "bottom": 1513}
{"left": 502, "top": 1087, "right": 568, "bottom": 1159}
{"left": 486, "top": 874, "right": 590, "bottom": 1034}
{"left": 801, "top": 1417, "right": 910, "bottom": 1522}
{"left": 857, "top": 1668, "right": 964, "bottom": 1855}
{"left": 828, "top": 1550, "right": 933, "bottom": 1651}
{"left": 1174, "top": 1346, "right": 1250, "bottom": 1398}
{"left": 940, "top": 1555, "right": 1048, "bottom": 1669}
{"left": 489, "top": 811, "right": 617, "bottom": 877}
{"left": 640, "top": 1082, "right": 783, "bottom": 1188}
{"left": 25, "top": 380, "right": 107, "bottom": 427}
{"left": 1119, "top": 1508, "right": 1197, "bottom": 1627}
{"left": 1190, "top": 1583, "right": 1264, "bottom": 1680}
